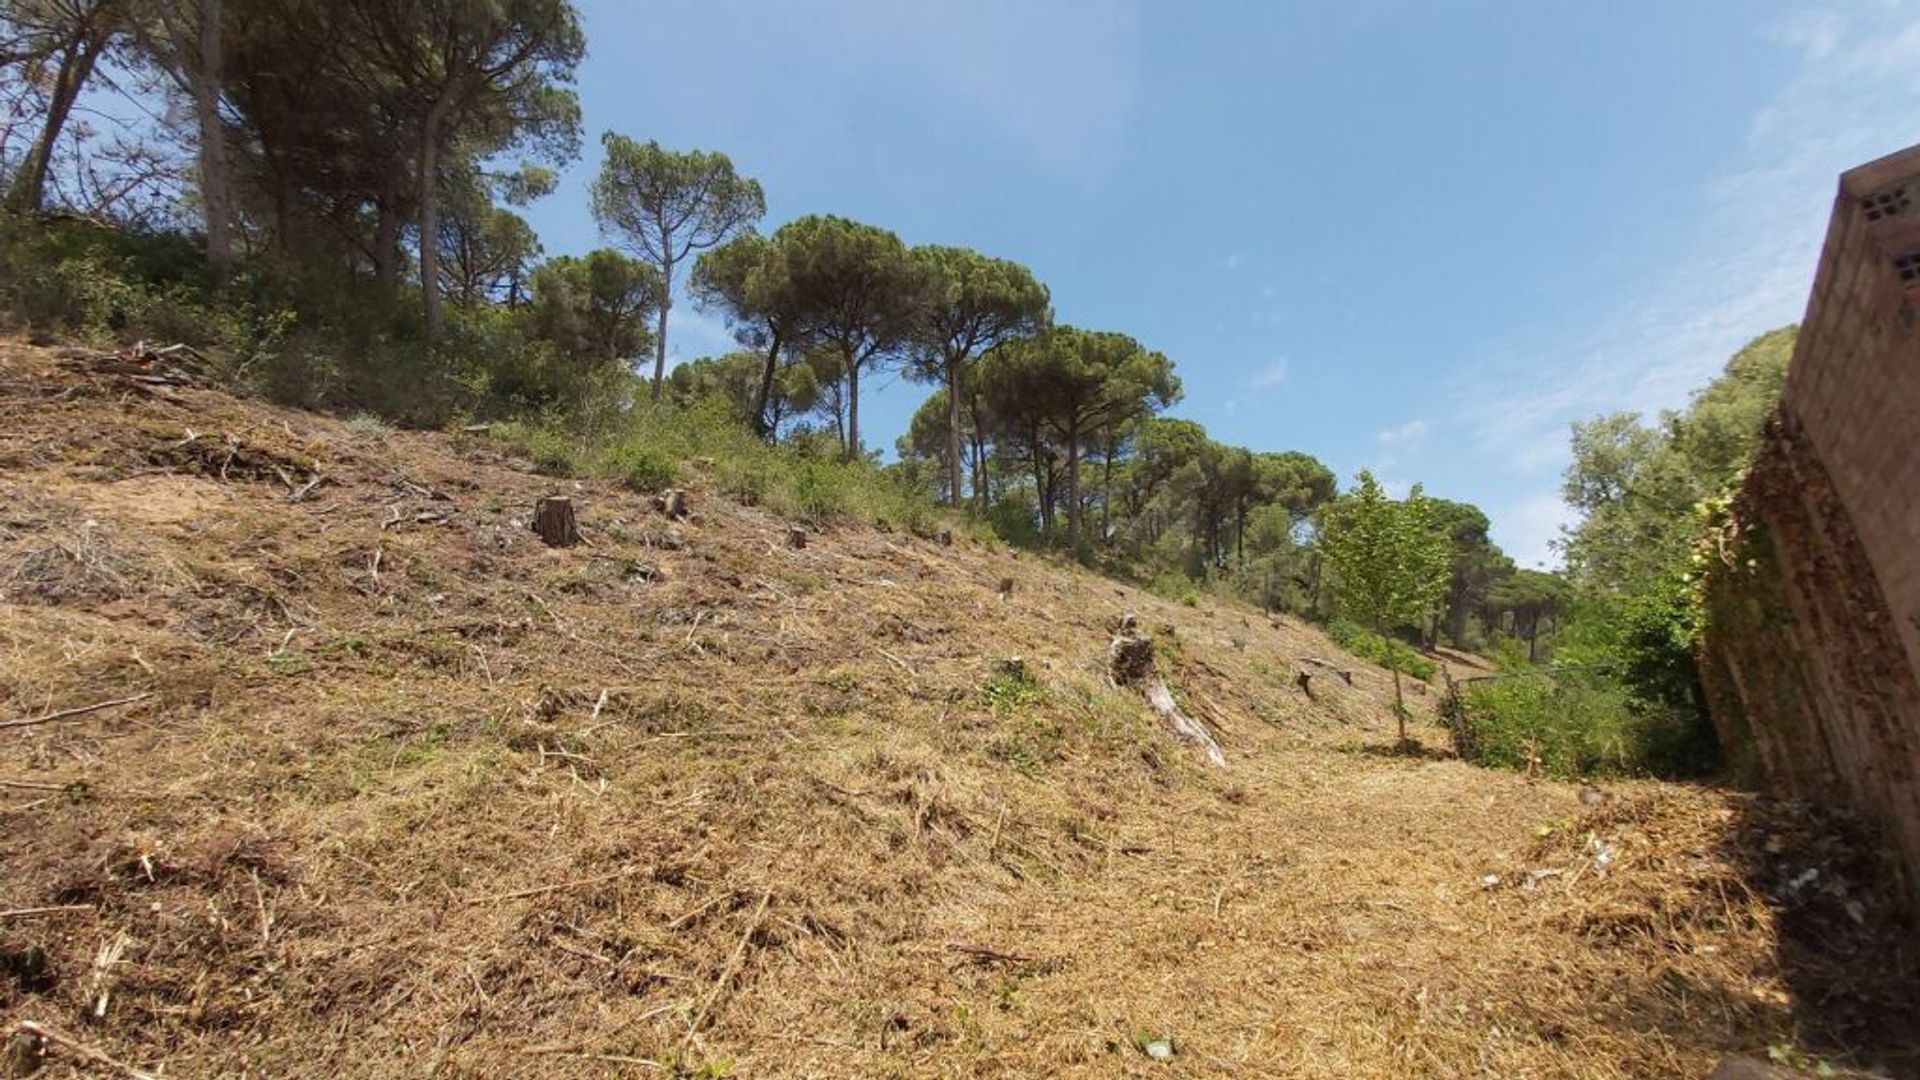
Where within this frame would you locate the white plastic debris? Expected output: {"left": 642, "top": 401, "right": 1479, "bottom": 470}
{"left": 1143, "top": 1038, "right": 1175, "bottom": 1062}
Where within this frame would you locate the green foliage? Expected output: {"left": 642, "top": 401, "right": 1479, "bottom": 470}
{"left": 603, "top": 444, "right": 678, "bottom": 492}
{"left": 1457, "top": 671, "right": 1638, "bottom": 777}
{"left": 488, "top": 397, "right": 943, "bottom": 532}
{"left": 982, "top": 665, "right": 1047, "bottom": 715}
{"left": 1319, "top": 472, "right": 1450, "bottom": 647}
{"left": 1326, "top": 620, "right": 1437, "bottom": 681}
{"left": 591, "top": 133, "right": 765, "bottom": 391}
{"left": 1526, "top": 325, "right": 1796, "bottom": 778}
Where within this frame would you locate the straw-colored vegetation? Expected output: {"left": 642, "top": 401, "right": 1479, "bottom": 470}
{"left": 2, "top": 342, "right": 1913, "bottom": 1078}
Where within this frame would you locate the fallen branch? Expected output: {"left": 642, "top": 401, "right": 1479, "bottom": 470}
{"left": 463, "top": 865, "right": 645, "bottom": 905}
{"left": 0, "top": 905, "right": 94, "bottom": 920}
{"left": 946, "top": 941, "right": 1034, "bottom": 967}
{"left": 684, "top": 890, "right": 772, "bottom": 1045}
{"left": 522, "top": 1046, "right": 666, "bottom": 1070}
{"left": 0, "top": 693, "right": 153, "bottom": 732}
{"left": 1146, "top": 677, "right": 1227, "bottom": 768}
{"left": 5, "top": 1021, "right": 160, "bottom": 1080}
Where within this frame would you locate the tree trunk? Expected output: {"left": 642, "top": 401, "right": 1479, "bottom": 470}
{"left": 750, "top": 330, "right": 782, "bottom": 439}
{"left": 1065, "top": 414, "right": 1082, "bottom": 555}
{"left": 945, "top": 354, "right": 964, "bottom": 507}
{"left": 7, "top": 21, "right": 107, "bottom": 212}
{"left": 1101, "top": 439, "right": 1114, "bottom": 543}
{"left": 844, "top": 349, "right": 862, "bottom": 461}
{"left": 967, "top": 388, "right": 988, "bottom": 512}
{"left": 651, "top": 254, "right": 672, "bottom": 400}
{"left": 191, "top": 0, "right": 232, "bottom": 276}
{"left": 1392, "top": 666, "right": 1406, "bottom": 742}
{"left": 417, "top": 98, "right": 451, "bottom": 342}
{"left": 373, "top": 196, "right": 400, "bottom": 297}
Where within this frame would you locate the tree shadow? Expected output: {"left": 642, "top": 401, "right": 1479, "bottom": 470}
{"left": 1336, "top": 737, "right": 1454, "bottom": 763}
{"left": 1719, "top": 795, "right": 1920, "bottom": 1074}
{"left": 1588, "top": 790, "right": 1920, "bottom": 1076}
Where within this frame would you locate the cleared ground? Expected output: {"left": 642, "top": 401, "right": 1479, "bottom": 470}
{"left": 1, "top": 342, "right": 1912, "bottom": 1078}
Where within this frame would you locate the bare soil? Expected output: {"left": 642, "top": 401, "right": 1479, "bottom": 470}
{"left": 1, "top": 342, "right": 1913, "bottom": 1078}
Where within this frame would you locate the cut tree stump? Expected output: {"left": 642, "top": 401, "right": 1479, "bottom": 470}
{"left": 532, "top": 496, "right": 580, "bottom": 548}
{"left": 786, "top": 526, "right": 807, "bottom": 550}
{"left": 653, "top": 489, "right": 688, "bottom": 519}
{"left": 1107, "top": 612, "right": 1226, "bottom": 768}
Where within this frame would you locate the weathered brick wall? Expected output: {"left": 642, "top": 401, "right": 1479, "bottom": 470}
{"left": 1701, "top": 144, "right": 1920, "bottom": 903}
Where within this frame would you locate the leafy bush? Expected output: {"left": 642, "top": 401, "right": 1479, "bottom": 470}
{"left": 1453, "top": 664, "right": 1716, "bottom": 779}
{"left": 482, "top": 398, "right": 948, "bottom": 533}
{"left": 602, "top": 443, "right": 678, "bottom": 492}
{"left": 1326, "top": 619, "right": 1437, "bottom": 681}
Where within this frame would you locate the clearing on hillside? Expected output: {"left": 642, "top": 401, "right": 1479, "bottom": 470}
{"left": 0, "top": 342, "right": 1913, "bottom": 1078}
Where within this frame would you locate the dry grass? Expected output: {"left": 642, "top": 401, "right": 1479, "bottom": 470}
{"left": 0, "top": 340, "right": 1914, "bottom": 1078}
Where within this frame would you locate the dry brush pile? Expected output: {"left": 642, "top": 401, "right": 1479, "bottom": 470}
{"left": 0, "top": 342, "right": 1913, "bottom": 1078}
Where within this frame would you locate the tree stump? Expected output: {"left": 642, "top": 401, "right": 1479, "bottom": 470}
{"left": 998, "top": 576, "right": 1015, "bottom": 599}
{"left": 532, "top": 496, "right": 580, "bottom": 548}
{"left": 937, "top": 529, "right": 953, "bottom": 546}
{"left": 786, "top": 526, "right": 807, "bottom": 550}
{"left": 652, "top": 488, "right": 688, "bottom": 519}
{"left": 1107, "top": 620, "right": 1155, "bottom": 685}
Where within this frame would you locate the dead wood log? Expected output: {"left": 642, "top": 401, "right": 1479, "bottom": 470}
{"left": 0, "top": 693, "right": 153, "bottom": 732}
{"left": 1107, "top": 614, "right": 1226, "bottom": 768}
{"left": 1298, "top": 656, "right": 1354, "bottom": 684}
{"left": 532, "top": 496, "right": 580, "bottom": 548}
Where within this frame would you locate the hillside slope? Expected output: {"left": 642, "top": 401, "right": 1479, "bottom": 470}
{"left": 0, "top": 342, "right": 1911, "bottom": 1078}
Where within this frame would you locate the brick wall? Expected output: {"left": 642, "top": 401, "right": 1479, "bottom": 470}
{"left": 1700, "top": 143, "right": 1920, "bottom": 904}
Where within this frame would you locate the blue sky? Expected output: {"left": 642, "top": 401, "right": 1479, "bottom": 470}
{"left": 520, "top": 1, "right": 1920, "bottom": 567}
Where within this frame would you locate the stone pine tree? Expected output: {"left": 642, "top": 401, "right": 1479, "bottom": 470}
{"left": 592, "top": 135, "right": 765, "bottom": 400}
{"left": 983, "top": 326, "right": 1180, "bottom": 555}
{"left": 348, "top": 0, "right": 586, "bottom": 342}
{"left": 690, "top": 232, "right": 813, "bottom": 438}
{"left": 772, "top": 214, "right": 921, "bottom": 461}
{"left": 908, "top": 246, "right": 1050, "bottom": 506}
{"left": 3, "top": 0, "right": 122, "bottom": 212}
{"left": 1319, "top": 470, "right": 1451, "bottom": 741}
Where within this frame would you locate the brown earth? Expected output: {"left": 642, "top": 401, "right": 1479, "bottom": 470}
{"left": 0, "top": 341, "right": 1913, "bottom": 1078}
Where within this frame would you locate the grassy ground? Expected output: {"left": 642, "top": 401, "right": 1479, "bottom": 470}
{"left": 0, "top": 340, "right": 1914, "bottom": 1078}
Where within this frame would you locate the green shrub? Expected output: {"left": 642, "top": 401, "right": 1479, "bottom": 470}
{"left": 1326, "top": 619, "right": 1437, "bottom": 681}
{"left": 1453, "top": 665, "right": 1713, "bottom": 779}
{"left": 1146, "top": 571, "right": 1200, "bottom": 607}
{"left": 780, "top": 461, "right": 849, "bottom": 522}
{"left": 602, "top": 443, "right": 678, "bottom": 492}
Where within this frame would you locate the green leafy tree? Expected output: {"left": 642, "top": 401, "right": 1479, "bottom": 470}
{"left": 346, "top": 0, "right": 585, "bottom": 340}
{"left": 1319, "top": 470, "right": 1451, "bottom": 736}
{"left": 982, "top": 325, "right": 1180, "bottom": 554}
{"left": 773, "top": 214, "right": 921, "bottom": 460}
{"left": 906, "top": 245, "right": 1049, "bottom": 507}
{"left": 591, "top": 134, "right": 765, "bottom": 399}
{"left": 3, "top": 0, "right": 123, "bottom": 211}
{"left": 524, "top": 248, "right": 661, "bottom": 368}
{"left": 689, "top": 231, "right": 815, "bottom": 438}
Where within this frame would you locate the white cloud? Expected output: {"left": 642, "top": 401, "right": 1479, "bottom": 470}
{"left": 1456, "top": 4, "right": 1920, "bottom": 510}
{"left": 1377, "top": 418, "right": 1429, "bottom": 446}
{"left": 1493, "top": 493, "right": 1574, "bottom": 571}
{"left": 1248, "top": 358, "right": 1289, "bottom": 388}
